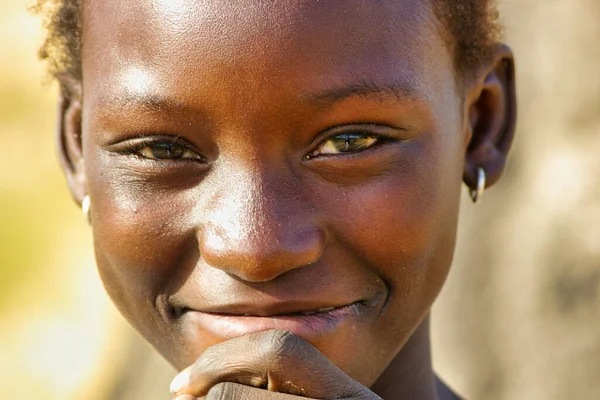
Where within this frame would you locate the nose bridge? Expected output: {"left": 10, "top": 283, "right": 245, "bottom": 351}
{"left": 199, "top": 164, "right": 324, "bottom": 282}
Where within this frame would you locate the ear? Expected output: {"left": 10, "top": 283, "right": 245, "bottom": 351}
{"left": 57, "top": 84, "right": 86, "bottom": 206}
{"left": 463, "top": 44, "right": 517, "bottom": 192}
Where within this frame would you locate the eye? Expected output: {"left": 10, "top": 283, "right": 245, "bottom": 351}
{"left": 306, "top": 132, "right": 382, "bottom": 159}
{"left": 133, "top": 141, "right": 203, "bottom": 161}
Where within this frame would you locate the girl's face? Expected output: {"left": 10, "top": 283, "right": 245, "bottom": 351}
{"left": 76, "top": 0, "right": 470, "bottom": 387}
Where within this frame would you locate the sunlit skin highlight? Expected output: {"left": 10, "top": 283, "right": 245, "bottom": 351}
{"left": 57, "top": 1, "right": 517, "bottom": 398}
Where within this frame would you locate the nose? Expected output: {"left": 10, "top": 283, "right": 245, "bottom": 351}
{"left": 198, "top": 168, "right": 325, "bottom": 282}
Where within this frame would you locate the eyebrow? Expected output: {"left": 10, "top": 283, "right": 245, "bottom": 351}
{"left": 98, "top": 78, "right": 423, "bottom": 115}
{"left": 301, "top": 78, "right": 424, "bottom": 106}
{"left": 100, "top": 92, "right": 200, "bottom": 116}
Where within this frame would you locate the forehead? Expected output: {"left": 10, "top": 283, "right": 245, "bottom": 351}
{"left": 81, "top": 0, "right": 453, "bottom": 114}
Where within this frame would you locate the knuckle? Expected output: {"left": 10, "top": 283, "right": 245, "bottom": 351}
{"left": 206, "top": 382, "right": 229, "bottom": 400}
{"left": 257, "top": 329, "right": 303, "bottom": 361}
{"left": 350, "top": 386, "right": 382, "bottom": 400}
{"left": 206, "top": 382, "right": 247, "bottom": 400}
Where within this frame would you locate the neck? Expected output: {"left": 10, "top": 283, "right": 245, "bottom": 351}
{"left": 370, "top": 316, "right": 440, "bottom": 400}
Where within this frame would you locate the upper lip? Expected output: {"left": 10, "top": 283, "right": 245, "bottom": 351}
{"left": 176, "top": 300, "right": 363, "bottom": 317}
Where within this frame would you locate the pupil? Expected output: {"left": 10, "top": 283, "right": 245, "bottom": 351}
{"left": 334, "top": 134, "right": 365, "bottom": 152}
{"left": 154, "top": 143, "right": 183, "bottom": 158}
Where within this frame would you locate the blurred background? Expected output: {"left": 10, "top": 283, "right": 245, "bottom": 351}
{"left": 1, "top": 0, "right": 598, "bottom": 398}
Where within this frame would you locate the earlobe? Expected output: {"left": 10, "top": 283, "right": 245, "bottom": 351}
{"left": 463, "top": 44, "right": 517, "bottom": 192}
{"left": 57, "top": 86, "right": 87, "bottom": 205}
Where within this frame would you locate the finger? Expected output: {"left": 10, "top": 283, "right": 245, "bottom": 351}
{"left": 171, "top": 329, "right": 373, "bottom": 398}
{"left": 206, "top": 382, "right": 307, "bottom": 400}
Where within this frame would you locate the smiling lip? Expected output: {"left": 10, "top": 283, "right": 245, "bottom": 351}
{"left": 182, "top": 302, "right": 366, "bottom": 339}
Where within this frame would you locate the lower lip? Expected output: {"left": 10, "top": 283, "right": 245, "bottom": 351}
{"left": 183, "top": 303, "right": 365, "bottom": 339}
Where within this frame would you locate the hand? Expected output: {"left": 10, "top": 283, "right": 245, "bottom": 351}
{"left": 170, "top": 329, "right": 382, "bottom": 400}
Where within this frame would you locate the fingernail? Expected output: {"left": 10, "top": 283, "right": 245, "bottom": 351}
{"left": 170, "top": 368, "right": 191, "bottom": 394}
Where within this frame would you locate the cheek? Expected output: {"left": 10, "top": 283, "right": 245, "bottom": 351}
{"left": 86, "top": 155, "right": 198, "bottom": 330}
{"left": 323, "top": 134, "right": 463, "bottom": 330}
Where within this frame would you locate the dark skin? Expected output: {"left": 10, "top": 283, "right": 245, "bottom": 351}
{"left": 58, "top": 1, "right": 516, "bottom": 399}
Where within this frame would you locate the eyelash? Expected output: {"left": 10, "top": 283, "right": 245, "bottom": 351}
{"left": 117, "top": 127, "right": 397, "bottom": 163}
{"left": 305, "top": 129, "right": 397, "bottom": 160}
{"left": 120, "top": 136, "right": 205, "bottom": 163}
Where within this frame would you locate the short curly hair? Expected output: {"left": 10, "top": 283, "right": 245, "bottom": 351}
{"left": 34, "top": 0, "right": 501, "bottom": 97}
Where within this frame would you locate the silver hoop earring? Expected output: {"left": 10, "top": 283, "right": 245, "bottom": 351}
{"left": 82, "top": 195, "right": 91, "bottom": 224}
{"left": 470, "top": 167, "right": 486, "bottom": 203}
